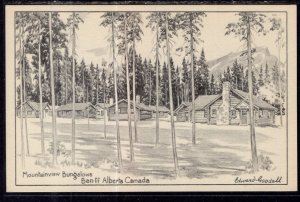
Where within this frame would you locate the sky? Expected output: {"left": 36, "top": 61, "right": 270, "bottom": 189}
{"left": 59, "top": 12, "right": 286, "bottom": 68}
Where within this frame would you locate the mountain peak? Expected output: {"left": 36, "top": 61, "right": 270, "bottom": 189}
{"left": 207, "top": 46, "right": 277, "bottom": 76}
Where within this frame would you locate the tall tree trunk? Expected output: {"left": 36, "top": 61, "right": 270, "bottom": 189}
{"left": 65, "top": 58, "right": 68, "bottom": 104}
{"left": 86, "top": 86, "right": 88, "bottom": 103}
{"left": 23, "top": 48, "right": 30, "bottom": 156}
{"left": 19, "top": 21, "right": 25, "bottom": 167}
{"left": 190, "top": 15, "right": 196, "bottom": 144}
{"left": 247, "top": 16, "right": 258, "bottom": 171}
{"left": 82, "top": 69, "right": 85, "bottom": 103}
{"left": 278, "top": 31, "right": 283, "bottom": 127}
{"left": 149, "top": 70, "right": 152, "bottom": 106}
{"left": 166, "top": 13, "right": 179, "bottom": 176}
{"left": 112, "top": 13, "right": 122, "bottom": 169}
{"left": 49, "top": 12, "right": 57, "bottom": 165}
{"left": 103, "top": 84, "right": 107, "bottom": 139}
{"left": 125, "top": 15, "right": 134, "bottom": 161}
{"left": 155, "top": 15, "right": 160, "bottom": 146}
{"left": 71, "top": 12, "right": 76, "bottom": 165}
{"left": 96, "top": 74, "right": 99, "bottom": 104}
{"left": 87, "top": 105, "right": 90, "bottom": 130}
{"left": 132, "top": 28, "right": 138, "bottom": 143}
{"left": 38, "top": 19, "right": 45, "bottom": 155}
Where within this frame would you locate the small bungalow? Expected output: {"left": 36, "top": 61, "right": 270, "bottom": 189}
{"left": 57, "top": 102, "right": 97, "bottom": 118}
{"left": 95, "top": 102, "right": 108, "bottom": 120}
{"left": 107, "top": 99, "right": 153, "bottom": 121}
{"left": 16, "top": 101, "right": 51, "bottom": 118}
{"left": 174, "top": 102, "right": 192, "bottom": 122}
{"left": 175, "top": 82, "right": 276, "bottom": 126}
{"left": 150, "top": 105, "right": 170, "bottom": 119}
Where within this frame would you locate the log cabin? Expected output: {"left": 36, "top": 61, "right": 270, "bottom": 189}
{"left": 107, "top": 96, "right": 169, "bottom": 121}
{"left": 95, "top": 102, "right": 108, "bottom": 120}
{"left": 56, "top": 102, "right": 97, "bottom": 118}
{"left": 175, "top": 82, "right": 276, "bottom": 126}
{"left": 16, "top": 101, "right": 51, "bottom": 118}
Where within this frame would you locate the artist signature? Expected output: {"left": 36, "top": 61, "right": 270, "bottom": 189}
{"left": 234, "top": 176, "right": 283, "bottom": 184}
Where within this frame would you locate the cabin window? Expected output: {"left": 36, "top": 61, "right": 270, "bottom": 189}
{"left": 230, "top": 110, "right": 237, "bottom": 118}
{"left": 260, "top": 110, "right": 264, "bottom": 117}
{"left": 211, "top": 108, "right": 217, "bottom": 118}
{"left": 120, "top": 107, "right": 127, "bottom": 114}
{"left": 204, "top": 110, "right": 208, "bottom": 118}
{"left": 27, "top": 111, "right": 32, "bottom": 115}
{"left": 97, "top": 111, "right": 101, "bottom": 115}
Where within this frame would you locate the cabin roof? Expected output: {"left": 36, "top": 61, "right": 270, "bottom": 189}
{"left": 191, "top": 95, "right": 222, "bottom": 111}
{"left": 232, "top": 89, "right": 276, "bottom": 110}
{"left": 108, "top": 99, "right": 169, "bottom": 112}
{"left": 174, "top": 102, "right": 191, "bottom": 114}
{"left": 57, "top": 102, "right": 95, "bottom": 111}
{"left": 95, "top": 103, "right": 108, "bottom": 109}
{"left": 17, "top": 101, "right": 49, "bottom": 111}
{"left": 174, "top": 88, "right": 275, "bottom": 112}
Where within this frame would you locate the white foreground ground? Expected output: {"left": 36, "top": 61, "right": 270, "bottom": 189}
{"left": 15, "top": 116, "right": 287, "bottom": 184}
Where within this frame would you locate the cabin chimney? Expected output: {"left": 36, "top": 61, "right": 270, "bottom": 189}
{"left": 109, "top": 98, "right": 114, "bottom": 105}
{"left": 216, "top": 82, "right": 230, "bottom": 125}
{"left": 136, "top": 95, "right": 140, "bottom": 104}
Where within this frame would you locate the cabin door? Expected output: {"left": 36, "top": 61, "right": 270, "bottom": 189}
{"left": 240, "top": 109, "right": 248, "bottom": 125}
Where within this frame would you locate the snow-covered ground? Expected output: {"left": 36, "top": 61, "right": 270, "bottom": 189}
{"left": 15, "top": 115, "right": 287, "bottom": 184}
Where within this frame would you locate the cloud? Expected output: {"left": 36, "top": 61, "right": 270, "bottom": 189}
{"left": 86, "top": 47, "right": 107, "bottom": 56}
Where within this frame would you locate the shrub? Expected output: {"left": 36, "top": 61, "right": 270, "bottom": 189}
{"left": 47, "top": 141, "right": 70, "bottom": 157}
{"left": 245, "top": 153, "right": 273, "bottom": 173}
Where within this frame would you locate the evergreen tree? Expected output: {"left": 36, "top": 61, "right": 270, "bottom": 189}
{"left": 175, "top": 66, "right": 181, "bottom": 108}
{"left": 264, "top": 63, "right": 271, "bottom": 85}
{"left": 272, "top": 64, "right": 280, "bottom": 91}
{"left": 170, "top": 57, "right": 177, "bottom": 109}
{"left": 181, "top": 58, "right": 189, "bottom": 102}
{"left": 240, "top": 65, "right": 245, "bottom": 91}
{"left": 210, "top": 74, "right": 216, "bottom": 94}
{"left": 194, "top": 59, "right": 202, "bottom": 97}
{"left": 160, "top": 62, "right": 169, "bottom": 106}
{"left": 258, "top": 65, "right": 264, "bottom": 87}
{"left": 231, "top": 59, "right": 240, "bottom": 89}
{"left": 199, "top": 49, "right": 210, "bottom": 95}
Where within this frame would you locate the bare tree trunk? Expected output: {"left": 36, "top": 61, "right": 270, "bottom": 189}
{"left": 23, "top": 49, "right": 30, "bottom": 156}
{"left": 96, "top": 73, "right": 99, "bottom": 104}
{"left": 190, "top": 15, "right": 196, "bottom": 144}
{"left": 71, "top": 12, "right": 76, "bottom": 165}
{"left": 86, "top": 86, "right": 88, "bottom": 103}
{"left": 166, "top": 13, "right": 179, "bottom": 176}
{"left": 278, "top": 31, "right": 283, "bottom": 127}
{"left": 87, "top": 105, "right": 90, "bottom": 130}
{"left": 112, "top": 13, "right": 122, "bottom": 169}
{"left": 247, "top": 16, "right": 258, "bottom": 171}
{"left": 124, "top": 15, "right": 134, "bottom": 161}
{"left": 149, "top": 70, "right": 152, "bottom": 106}
{"left": 19, "top": 21, "right": 25, "bottom": 167}
{"left": 132, "top": 29, "right": 138, "bottom": 143}
{"left": 49, "top": 12, "right": 57, "bottom": 165}
{"left": 82, "top": 68, "right": 85, "bottom": 103}
{"left": 103, "top": 84, "right": 107, "bottom": 139}
{"left": 155, "top": 15, "right": 160, "bottom": 146}
{"left": 38, "top": 20, "right": 45, "bottom": 155}
{"left": 65, "top": 58, "right": 68, "bottom": 104}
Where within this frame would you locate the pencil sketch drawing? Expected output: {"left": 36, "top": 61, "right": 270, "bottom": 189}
{"left": 14, "top": 9, "right": 289, "bottom": 186}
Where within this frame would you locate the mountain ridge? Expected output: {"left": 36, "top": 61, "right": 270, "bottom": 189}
{"left": 207, "top": 46, "right": 278, "bottom": 76}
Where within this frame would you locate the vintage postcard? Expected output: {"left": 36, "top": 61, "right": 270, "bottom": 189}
{"left": 5, "top": 4, "right": 297, "bottom": 192}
